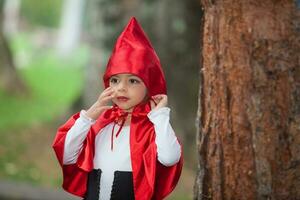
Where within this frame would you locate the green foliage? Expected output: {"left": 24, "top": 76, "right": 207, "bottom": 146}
{"left": 0, "top": 33, "right": 88, "bottom": 186}
{"left": 0, "top": 60, "right": 84, "bottom": 185}
{"left": 0, "top": 55, "right": 84, "bottom": 131}
{"left": 0, "top": 61, "right": 84, "bottom": 185}
{"left": 20, "top": 0, "right": 62, "bottom": 27}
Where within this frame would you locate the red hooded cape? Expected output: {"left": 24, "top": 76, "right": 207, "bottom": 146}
{"left": 52, "top": 17, "right": 183, "bottom": 200}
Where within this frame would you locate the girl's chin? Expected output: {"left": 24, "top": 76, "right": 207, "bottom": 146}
{"left": 115, "top": 104, "right": 134, "bottom": 112}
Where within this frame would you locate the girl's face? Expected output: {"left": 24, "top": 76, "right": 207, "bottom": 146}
{"left": 109, "top": 73, "right": 148, "bottom": 112}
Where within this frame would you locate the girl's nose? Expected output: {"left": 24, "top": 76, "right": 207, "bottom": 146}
{"left": 116, "top": 81, "right": 127, "bottom": 91}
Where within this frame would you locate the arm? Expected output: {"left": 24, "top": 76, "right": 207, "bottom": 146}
{"left": 147, "top": 107, "right": 181, "bottom": 167}
{"left": 63, "top": 110, "right": 96, "bottom": 164}
{"left": 63, "top": 86, "right": 115, "bottom": 164}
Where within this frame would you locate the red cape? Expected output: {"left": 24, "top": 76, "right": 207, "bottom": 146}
{"left": 52, "top": 102, "right": 183, "bottom": 199}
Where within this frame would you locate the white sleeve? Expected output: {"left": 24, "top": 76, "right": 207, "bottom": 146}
{"left": 147, "top": 107, "right": 181, "bottom": 167}
{"left": 63, "top": 110, "right": 96, "bottom": 164}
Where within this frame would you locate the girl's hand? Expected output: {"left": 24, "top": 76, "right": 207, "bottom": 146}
{"left": 86, "top": 87, "right": 115, "bottom": 120}
{"left": 150, "top": 94, "right": 168, "bottom": 111}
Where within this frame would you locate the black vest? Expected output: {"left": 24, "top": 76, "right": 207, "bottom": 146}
{"left": 84, "top": 169, "right": 135, "bottom": 200}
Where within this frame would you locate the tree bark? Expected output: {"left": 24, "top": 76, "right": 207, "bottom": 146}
{"left": 194, "top": 0, "right": 300, "bottom": 199}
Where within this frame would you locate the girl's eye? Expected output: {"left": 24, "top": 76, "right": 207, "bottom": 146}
{"left": 129, "top": 79, "right": 140, "bottom": 84}
{"left": 110, "top": 78, "right": 119, "bottom": 84}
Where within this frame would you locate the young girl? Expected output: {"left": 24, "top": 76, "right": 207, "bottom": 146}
{"left": 53, "top": 17, "right": 183, "bottom": 200}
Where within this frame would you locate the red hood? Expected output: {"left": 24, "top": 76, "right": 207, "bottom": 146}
{"left": 103, "top": 17, "right": 167, "bottom": 97}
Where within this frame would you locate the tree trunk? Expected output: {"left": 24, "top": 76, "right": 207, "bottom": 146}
{"left": 56, "top": 0, "right": 85, "bottom": 57}
{"left": 3, "top": 0, "right": 20, "bottom": 36}
{"left": 194, "top": 0, "right": 300, "bottom": 199}
{"left": 0, "top": 1, "right": 27, "bottom": 95}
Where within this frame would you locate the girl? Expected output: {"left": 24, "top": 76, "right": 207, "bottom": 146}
{"left": 53, "top": 17, "right": 183, "bottom": 200}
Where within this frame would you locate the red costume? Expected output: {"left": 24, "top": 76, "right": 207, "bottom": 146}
{"left": 52, "top": 17, "right": 183, "bottom": 200}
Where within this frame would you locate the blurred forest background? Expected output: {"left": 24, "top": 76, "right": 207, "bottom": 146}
{"left": 0, "top": 0, "right": 201, "bottom": 199}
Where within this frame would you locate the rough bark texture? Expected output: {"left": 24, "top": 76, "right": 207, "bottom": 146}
{"left": 195, "top": 0, "right": 300, "bottom": 199}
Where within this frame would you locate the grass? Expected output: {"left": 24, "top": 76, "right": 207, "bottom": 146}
{"left": 0, "top": 58, "right": 84, "bottom": 185}
{"left": 0, "top": 33, "right": 88, "bottom": 186}
{"left": 0, "top": 43, "right": 87, "bottom": 132}
{"left": 0, "top": 60, "right": 84, "bottom": 132}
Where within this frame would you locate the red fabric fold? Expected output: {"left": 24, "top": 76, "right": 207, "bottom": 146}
{"left": 110, "top": 108, "right": 129, "bottom": 150}
{"left": 52, "top": 102, "right": 183, "bottom": 199}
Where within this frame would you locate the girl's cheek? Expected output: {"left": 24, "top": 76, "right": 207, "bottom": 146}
{"left": 111, "top": 88, "right": 117, "bottom": 95}
{"left": 111, "top": 98, "right": 117, "bottom": 105}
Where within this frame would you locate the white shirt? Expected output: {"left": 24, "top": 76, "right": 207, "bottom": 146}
{"left": 63, "top": 107, "right": 181, "bottom": 200}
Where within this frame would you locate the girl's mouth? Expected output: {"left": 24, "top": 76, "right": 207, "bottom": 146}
{"left": 117, "top": 96, "right": 129, "bottom": 102}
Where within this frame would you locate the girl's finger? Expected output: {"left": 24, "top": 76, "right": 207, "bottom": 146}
{"left": 104, "top": 86, "right": 112, "bottom": 91}
{"left": 100, "top": 88, "right": 114, "bottom": 98}
{"left": 150, "top": 99, "right": 156, "bottom": 109}
{"left": 100, "top": 105, "right": 113, "bottom": 112}
{"left": 103, "top": 86, "right": 114, "bottom": 93}
{"left": 103, "top": 89, "right": 115, "bottom": 96}
{"left": 152, "top": 94, "right": 164, "bottom": 100}
{"left": 101, "top": 87, "right": 113, "bottom": 94}
{"left": 153, "top": 96, "right": 163, "bottom": 102}
{"left": 100, "top": 94, "right": 115, "bottom": 103}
